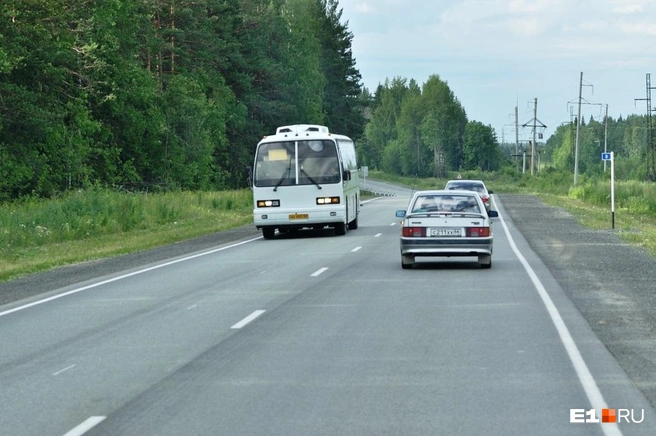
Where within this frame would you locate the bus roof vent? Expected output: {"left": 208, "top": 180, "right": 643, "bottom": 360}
{"left": 276, "top": 124, "right": 329, "bottom": 135}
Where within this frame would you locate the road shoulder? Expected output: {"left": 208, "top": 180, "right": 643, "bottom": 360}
{"left": 498, "top": 194, "right": 656, "bottom": 409}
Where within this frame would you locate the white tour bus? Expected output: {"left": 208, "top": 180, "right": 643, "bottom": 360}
{"left": 250, "top": 124, "right": 360, "bottom": 239}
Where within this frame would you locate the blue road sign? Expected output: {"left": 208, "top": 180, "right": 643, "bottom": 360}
{"left": 601, "top": 152, "right": 611, "bottom": 161}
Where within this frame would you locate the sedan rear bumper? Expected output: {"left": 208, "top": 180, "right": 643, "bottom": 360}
{"left": 400, "top": 237, "right": 493, "bottom": 257}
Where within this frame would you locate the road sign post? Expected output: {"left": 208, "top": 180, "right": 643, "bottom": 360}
{"left": 601, "top": 152, "right": 615, "bottom": 228}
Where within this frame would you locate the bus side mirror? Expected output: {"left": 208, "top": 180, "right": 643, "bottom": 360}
{"left": 343, "top": 169, "right": 351, "bottom": 181}
{"left": 246, "top": 166, "right": 253, "bottom": 188}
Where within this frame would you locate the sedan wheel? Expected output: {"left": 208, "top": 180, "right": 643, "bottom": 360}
{"left": 401, "top": 254, "right": 414, "bottom": 269}
{"left": 478, "top": 254, "right": 492, "bottom": 269}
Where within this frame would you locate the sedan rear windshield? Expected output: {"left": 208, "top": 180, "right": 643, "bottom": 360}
{"left": 411, "top": 194, "right": 481, "bottom": 214}
{"left": 446, "top": 182, "right": 486, "bottom": 193}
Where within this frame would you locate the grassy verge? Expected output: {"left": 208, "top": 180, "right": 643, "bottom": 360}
{"left": 0, "top": 189, "right": 253, "bottom": 283}
{"left": 2, "top": 171, "right": 654, "bottom": 284}
{"left": 537, "top": 194, "right": 656, "bottom": 257}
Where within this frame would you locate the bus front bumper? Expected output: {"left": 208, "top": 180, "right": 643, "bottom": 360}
{"left": 253, "top": 208, "right": 346, "bottom": 229}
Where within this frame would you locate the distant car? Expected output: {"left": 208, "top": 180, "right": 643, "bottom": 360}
{"left": 396, "top": 190, "right": 498, "bottom": 269}
{"left": 444, "top": 179, "right": 493, "bottom": 213}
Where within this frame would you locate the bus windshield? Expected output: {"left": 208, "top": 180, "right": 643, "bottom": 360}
{"left": 254, "top": 140, "right": 340, "bottom": 187}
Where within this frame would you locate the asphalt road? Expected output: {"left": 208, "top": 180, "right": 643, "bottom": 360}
{"left": 1, "top": 191, "right": 655, "bottom": 435}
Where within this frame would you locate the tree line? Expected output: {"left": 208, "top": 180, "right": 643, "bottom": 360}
{"left": 542, "top": 114, "right": 655, "bottom": 180}
{"left": 9, "top": 0, "right": 644, "bottom": 202}
{"left": 0, "top": 0, "right": 365, "bottom": 200}
{"left": 357, "top": 76, "right": 505, "bottom": 178}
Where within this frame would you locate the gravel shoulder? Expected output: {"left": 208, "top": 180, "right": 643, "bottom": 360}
{"left": 1, "top": 194, "right": 655, "bottom": 408}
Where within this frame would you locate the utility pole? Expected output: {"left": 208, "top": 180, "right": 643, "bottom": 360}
{"left": 570, "top": 72, "right": 598, "bottom": 184}
{"left": 515, "top": 106, "right": 519, "bottom": 171}
{"left": 522, "top": 99, "right": 546, "bottom": 175}
{"left": 635, "top": 73, "right": 656, "bottom": 181}
{"left": 603, "top": 104, "right": 609, "bottom": 172}
{"left": 532, "top": 99, "right": 537, "bottom": 174}
{"left": 574, "top": 72, "right": 583, "bottom": 185}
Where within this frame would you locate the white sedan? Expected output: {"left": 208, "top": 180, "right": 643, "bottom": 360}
{"left": 444, "top": 179, "right": 493, "bottom": 213}
{"left": 396, "top": 190, "right": 498, "bottom": 269}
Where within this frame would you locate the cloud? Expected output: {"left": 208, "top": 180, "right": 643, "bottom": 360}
{"left": 508, "top": 0, "right": 559, "bottom": 13}
{"left": 352, "top": 1, "right": 373, "bottom": 13}
{"left": 338, "top": 0, "right": 656, "bottom": 136}
{"left": 620, "top": 21, "right": 656, "bottom": 35}
{"left": 612, "top": 4, "right": 643, "bottom": 14}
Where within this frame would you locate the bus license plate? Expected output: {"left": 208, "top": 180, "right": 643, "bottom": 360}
{"left": 289, "top": 213, "right": 309, "bottom": 220}
{"left": 430, "top": 228, "right": 462, "bottom": 237}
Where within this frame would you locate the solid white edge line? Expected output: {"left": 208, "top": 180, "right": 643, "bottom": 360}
{"left": 230, "top": 310, "right": 266, "bottom": 329}
{"left": 311, "top": 267, "right": 329, "bottom": 277}
{"left": 495, "top": 199, "right": 622, "bottom": 436}
{"left": 0, "top": 236, "right": 262, "bottom": 317}
{"left": 62, "top": 416, "right": 106, "bottom": 436}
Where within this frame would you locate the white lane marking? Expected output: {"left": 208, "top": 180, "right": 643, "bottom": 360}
{"left": 230, "top": 310, "right": 266, "bottom": 329}
{"left": 53, "top": 364, "right": 76, "bottom": 376}
{"left": 0, "top": 237, "right": 262, "bottom": 318}
{"left": 351, "top": 246, "right": 362, "bottom": 252}
{"left": 374, "top": 233, "right": 382, "bottom": 237}
{"left": 389, "top": 222, "right": 396, "bottom": 226}
{"left": 187, "top": 304, "right": 197, "bottom": 310}
{"left": 311, "top": 267, "right": 329, "bottom": 277}
{"left": 496, "top": 200, "right": 622, "bottom": 436}
{"left": 63, "top": 416, "right": 106, "bottom": 436}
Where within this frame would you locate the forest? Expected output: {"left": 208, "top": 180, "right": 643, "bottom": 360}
{"left": 0, "top": 0, "right": 366, "bottom": 200}
{"left": 1, "top": 0, "right": 654, "bottom": 203}
{"left": 542, "top": 114, "right": 655, "bottom": 181}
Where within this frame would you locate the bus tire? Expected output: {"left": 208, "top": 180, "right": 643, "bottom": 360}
{"left": 348, "top": 216, "right": 358, "bottom": 230}
{"left": 334, "top": 222, "right": 347, "bottom": 236}
{"left": 262, "top": 227, "right": 275, "bottom": 239}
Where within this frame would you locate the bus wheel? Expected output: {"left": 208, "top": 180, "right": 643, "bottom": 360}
{"left": 348, "top": 216, "right": 358, "bottom": 230}
{"left": 262, "top": 227, "right": 275, "bottom": 239}
{"left": 334, "top": 222, "right": 347, "bottom": 236}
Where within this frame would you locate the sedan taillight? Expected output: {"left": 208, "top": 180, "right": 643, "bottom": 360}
{"left": 402, "top": 227, "right": 425, "bottom": 237}
{"left": 466, "top": 227, "right": 490, "bottom": 237}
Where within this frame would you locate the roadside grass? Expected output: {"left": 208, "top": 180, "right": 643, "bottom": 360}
{"left": 0, "top": 189, "right": 253, "bottom": 283}
{"left": 537, "top": 194, "right": 656, "bottom": 257}
{"left": 2, "top": 170, "right": 654, "bottom": 284}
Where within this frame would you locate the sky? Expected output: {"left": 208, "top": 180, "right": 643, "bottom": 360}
{"left": 336, "top": 0, "right": 656, "bottom": 144}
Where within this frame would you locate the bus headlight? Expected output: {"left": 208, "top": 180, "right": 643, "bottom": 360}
{"left": 316, "top": 196, "right": 340, "bottom": 205}
{"left": 257, "top": 199, "right": 280, "bottom": 207}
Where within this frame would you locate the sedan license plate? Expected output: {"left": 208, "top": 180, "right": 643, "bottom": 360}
{"left": 289, "top": 213, "right": 309, "bottom": 220}
{"left": 429, "top": 227, "right": 463, "bottom": 237}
